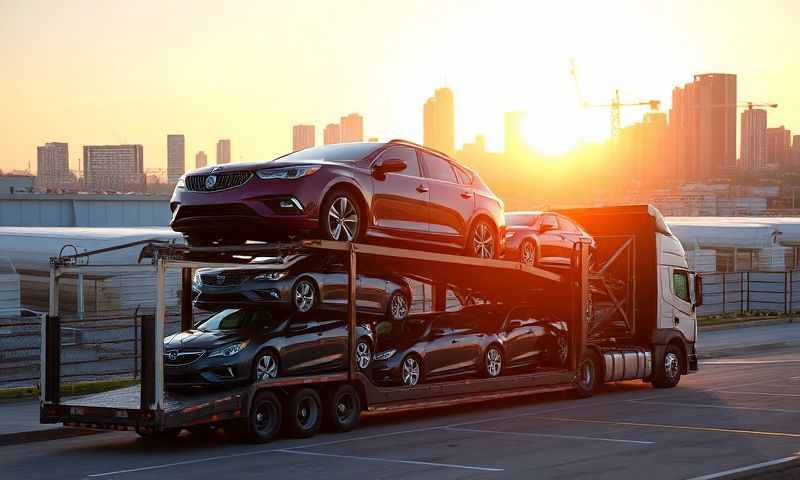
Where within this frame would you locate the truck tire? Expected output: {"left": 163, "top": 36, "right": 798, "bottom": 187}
{"left": 574, "top": 350, "right": 601, "bottom": 398}
{"left": 243, "top": 391, "right": 283, "bottom": 443}
{"left": 286, "top": 388, "right": 322, "bottom": 438}
{"left": 652, "top": 344, "right": 682, "bottom": 388}
{"left": 323, "top": 383, "right": 362, "bottom": 433}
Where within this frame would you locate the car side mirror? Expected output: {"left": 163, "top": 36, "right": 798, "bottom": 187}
{"left": 373, "top": 158, "right": 406, "bottom": 176}
{"left": 693, "top": 272, "right": 703, "bottom": 307}
{"left": 508, "top": 319, "right": 523, "bottom": 330}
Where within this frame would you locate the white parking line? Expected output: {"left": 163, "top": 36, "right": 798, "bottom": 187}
{"left": 276, "top": 449, "right": 504, "bottom": 472}
{"left": 714, "top": 390, "right": 800, "bottom": 398}
{"left": 630, "top": 399, "right": 800, "bottom": 414}
{"left": 87, "top": 449, "right": 284, "bottom": 477}
{"left": 446, "top": 426, "right": 655, "bottom": 445}
{"left": 685, "top": 455, "right": 799, "bottom": 480}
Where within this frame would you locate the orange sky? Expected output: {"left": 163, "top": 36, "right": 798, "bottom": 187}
{"left": 1, "top": 0, "right": 798, "bottom": 172}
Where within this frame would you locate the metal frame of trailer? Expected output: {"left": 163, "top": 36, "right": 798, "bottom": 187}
{"left": 40, "top": 238, "right": 594, "bottom": 434}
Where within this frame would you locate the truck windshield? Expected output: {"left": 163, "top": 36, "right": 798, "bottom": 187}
{"left": 197, "top": 309, "right": 282, "bottom": 331}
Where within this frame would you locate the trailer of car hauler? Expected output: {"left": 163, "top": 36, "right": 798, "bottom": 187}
{"left": 40, "top": 205, "right": 700, "bottom": 442}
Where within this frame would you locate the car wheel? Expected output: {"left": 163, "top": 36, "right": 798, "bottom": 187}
{"left": 401, "top": 355, "right": 422, "bottom": 386}
{"left": 323, "top": 383, "right": 362, "bottom": 433}
{"left": 322, "top": 189, "right": 364, "bottom": 242}
{"left": 292, "top": 278, "right": 317, "bottom": 313}
{"left": 355, "top": 338, "right": 372, "bottom": 371}
{"left": 484, "top": 345, "right": 503, "bottom": 378}
{"left": 652, "top": 344, "right": 683, "bottom": 388}
{"left": 467, "top": 220, "right": 497, "bottom": 259}
{"left": 387, "top": 291, "right": 409, "bottom": 321}
{"left": 555, "top": 335, "right": 569, "bottom": 367}
{"left": 520, "top": 240, "right": 536, "bottom": 266}
{"left": 243, "top": 391, "right": 282, "bottom": 443}
{"left": 575, "top": 350, "right": 601, "bottom": 398}
{"left": 286, "top": 388, "right": 322, "bottom": 438}
{"left": 253, "top": 351, "right": 279, "bottom": 383}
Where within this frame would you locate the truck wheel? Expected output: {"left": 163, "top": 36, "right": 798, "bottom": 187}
{"left": 323, "top": 384, "right": 362, "bottom": 433}
{"left": 244, "top": 391, "right": 283, "bottom": 443}
{"left": 574, "top": 350, "right": 601, "bottom": 398}
{"left": 286, "top": 388, "right": 322, "bottom": 438}
{"left": 652, "top": 345, "right": 682, "bottom": 389}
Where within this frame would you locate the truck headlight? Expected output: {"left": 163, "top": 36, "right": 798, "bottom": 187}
{"left": 256, "top": 166, "right": 321, "bottom": 180}
{"left": 253, "top": 271, "right": 289, "bottom": 281}
{"left": 373, "top": 349, "right": 397, "bottom": 361}
{"left": 208, "top": 340, "right": 250, "bottom": 358}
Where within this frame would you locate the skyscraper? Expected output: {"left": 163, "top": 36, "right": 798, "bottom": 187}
{"left": 196, "top": 151, "right": 207, "bottom": 169}
{"left": 422, "top": 88, "right": 455, "bottom": 156}
{"left": 669, "top": 73, "right": 737, "bottom": 180}
{"left": 216, "top": 139, "right": 231, "bottom": 165}
{"left": 740, "top": 109, "right": 768, "bottom": 170}
{"left": 793, "top": 135, "right": 800, "bottom": 165}
{"left": 167, "top": 134, "right": 185, "bottom": 183}
{"left": 323, "top": 123, "right": 341, "bottom": 145}
{"left": 504, "top": 111, "right": 527, "bottom": 156}
{"left": 766, "top": 126, "right": 791, "bottom": 166}
{"left": 83, "top": 145, "right": 144, "bottom": 192}
{"left": 293, "top": 125, "right": 315, "bottom": 150}
{"left": 36, "top": 142, "right": 71, "bottom": 190}
{"left": 340, "top": 113, "right": 363, "bottom": 143}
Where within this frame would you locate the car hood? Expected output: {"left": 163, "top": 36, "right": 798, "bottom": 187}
{"left": 164, "top": 329, "right": 246, "bottom": 350}
{"left": 186, "top": 159, "right": 348, "bottom": 176}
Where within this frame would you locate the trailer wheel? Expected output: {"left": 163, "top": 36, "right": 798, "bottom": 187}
{"left": 244, "top": 391, "right": 283, "bottom": 443}
{"left": 652, "top": 344, "right": 683, "bottom": 389}
{"left": 286, "top": 388, "right": 322, "bottom": 438}
{"left": 323, "top": 383, "right": 362, "bottom": 433}
{"left": 574, "top": 350, "right": 601, "bottom": 398}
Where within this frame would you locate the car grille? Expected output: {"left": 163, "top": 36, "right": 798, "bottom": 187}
{"left": 164, "top": 350, "right": 205, "bottom": 366}
{"left": 175, "top": 204, "right": 258, "bottom": 220}
{"left": 185, "top": 172, "right": 253, "bottom": 192}
{"left": 200, "top": 270, "right": 253, "bottom": 286}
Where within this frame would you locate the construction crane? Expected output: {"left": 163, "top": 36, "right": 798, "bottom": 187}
{"left": 570, "top": 59, "right": 661, "bottom": 138}
{"left": 697, "top": 102, "right": 778, "bottom": 110}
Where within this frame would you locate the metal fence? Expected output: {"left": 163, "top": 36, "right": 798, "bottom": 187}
{"left": 698, "top": 271, "right": 800, "bottom": 316}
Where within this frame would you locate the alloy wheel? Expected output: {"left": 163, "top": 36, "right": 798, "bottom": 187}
{"left": 521, "top": 241, "right": 535, "bottom": 266}
{"left": 664, "top": 352, "right": 680, "bottom": 381}
{"left": 557, "top": 336, "right": 569, "bottom": 366}
{"left": 486, "top": 347, "right": 502, "bottom": 377}
{"left": 328, "top": 196, "right": 359, "bottom": 241}
{"left": 294, "top": 280, "right": 315, "bottom": 312}
{"left": 256, "top": 354, "right": 278, "bottom": 382}
{"left": 472, "top": 223, "right": 495, "bottom": 259}
{"left": 356, "top": 341, "right": 371, "bottom": 370}
{"left": 402, "top": 356, "right": 420, "bottom": 386}
{"left": 390, "top": 294, "right": 408, "bottom": 321}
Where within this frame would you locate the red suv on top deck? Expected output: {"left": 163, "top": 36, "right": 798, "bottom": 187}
{"left": 170, "top": 140, "right": 506, "bottom": 258}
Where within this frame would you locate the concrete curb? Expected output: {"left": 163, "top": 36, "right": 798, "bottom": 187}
{"left": 699, "top": 317, "right": 796, "bottom": 332}
{"left": 698, "top": 340, "right": 800, "bottom": 359}
{"left": 0, "top": 427, "right": 100, "bottom": 447}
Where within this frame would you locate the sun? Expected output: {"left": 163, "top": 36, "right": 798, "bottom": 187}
{"left": 522, "top": 110, "right": 580, "bottom": 156}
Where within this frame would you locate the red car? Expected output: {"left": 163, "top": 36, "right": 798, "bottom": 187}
{"left": 503, "top": 211, "right": 595, "bottom": 268}
{"left": 170, "top": 140, "right": 505, "bottom": 258}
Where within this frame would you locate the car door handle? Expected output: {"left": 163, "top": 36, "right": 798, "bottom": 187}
{"left": 416, "top": 185, "right": 429, "bottom": 193}
{"left": 460, "top": 191, "right": 472, "bottom": 199}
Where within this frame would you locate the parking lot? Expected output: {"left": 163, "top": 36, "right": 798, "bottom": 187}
{"left": 0, "top": 345, "right": 797, "bottom": 479}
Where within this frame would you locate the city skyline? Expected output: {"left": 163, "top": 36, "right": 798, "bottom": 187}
{"left": 2, "top": 1, "right": 799, "bottom": 173}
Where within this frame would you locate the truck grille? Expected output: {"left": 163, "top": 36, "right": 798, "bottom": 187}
{"left": 164, "top": 350, "right": 205, "bottom": 366}
{"left": 186, "top": 172, "right": 253, "bottom": 192}
{"left": 200, "top": 270, "right": 253, "bottom": 286}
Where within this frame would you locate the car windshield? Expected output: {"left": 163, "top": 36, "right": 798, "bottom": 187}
{"left": 505, "top": 213, "right": 540, "bottom": 227}
{"left": 274, "top": 143, "right": 383, "bottom": 163}
{"left": 196, "top": 309, "right": 283, "bottom": 331}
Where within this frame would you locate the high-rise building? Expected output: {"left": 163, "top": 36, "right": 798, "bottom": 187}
{"left": 83, "top": 145, "right": 145, "bottom": 192}
{"left": 323, "top": 123, "right": 340, "bottom": 145}
{"left": 504, "top": 111, "right": 527, "bottom": 156}
{"left": 36, "top": 142, "right": 71, "bottom": 190}
{"left": 167, "top": 134, "right": 185, "bottom": 183}
{"left": 422, "top": 88, "right": 455, "bottom": 156}
{"left": 216, "top": 139, "right": 231, "bottom": 164}
{"left": 740, "top": 109, "right": 768, "bottom": 170}
{"left": 792, "top": 135, "right": 800, "bottom": 165}
{"left": 196, "top": 151, "right": 207, "bottom": 169}
{"left": 293, "top": 125, "right": 315, "bottom": 150}
{"left": 619, "top": 112, "right": 669, "bottom": 186}
{"left": 669, "top": 73, "right": 737, "bottom": 180}
{"left": 340, "top": 113, "right": 364, "bottom": 143}
{"left": 766, "top": 126, "right": 791, "bottom": 166}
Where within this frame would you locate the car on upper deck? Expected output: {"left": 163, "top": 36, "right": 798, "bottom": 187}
{"left": 503, "top": 211, "right": 596, "bottom": 269}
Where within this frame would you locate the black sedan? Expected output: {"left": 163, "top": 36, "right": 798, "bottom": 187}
{"left": 164, "top": 308, "right": 374, "bottom": 388}
{"left": 503, "top": 211, "right": 595, "bottom": 269}
{"left": 371, "top": 304, "right": 569, "bottom": 386}
{"left": 192, "top": 254, "right": 412, "bottom": 322}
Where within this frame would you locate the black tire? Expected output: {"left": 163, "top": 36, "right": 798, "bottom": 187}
{"left": 243, "top": 391, "right": 283, "bottom": 443}
{"left": 574, "top": 350, "right": 601, "bottom": 398}
{"left": 466, "top": 219, "right": 498, "bottom": 259}
{"left": 387, "top": 291, "right": 410, "bottom": 321}
{"left": 401, "top": 354, "right": 423, "bottom": 386}
{"left": 520, "top": 239, "right": 536, "bottom": 266}
{"left": 252, "top": 350, "right": 280, "bottom": 383}
{"left": 652, "top": 344, "right": 683, "bottom": 389}
{"left": 484, "top": 344, "right": 503, "bottom": 378}
{"left": 292, "top": 277, "right": 318, "bottom": 313}
{"left": 355, "top": 337, "right": 372, "bottom": 371}
{"left": 323, "top": 383, "right": 362, "bottom": 433}
{"left": 285, "top": 388, "right": 323, "bottom": 438}
{"left": 321, "top": 189, "right": 365, "bottom": 242}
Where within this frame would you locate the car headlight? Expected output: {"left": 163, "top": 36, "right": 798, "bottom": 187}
{"left": 373, "top": 349, "right": 397, "bottom": 361}
{"left": 504, "top": 231, "right": 517, "bottom": 239}
{"left": 256, "top": 165, "right": 321, "bottom": 180}
{"left": 175, "top": 175, "right": 186, "bottom": 189}
{"left": 208, "top": 340, "right": 250, "bottom": 358}
{"left": 253, "top": 271, "right": 289, "bottom": 281}
{"left": 192, "top": 270, "right": 202, "bottom": 287}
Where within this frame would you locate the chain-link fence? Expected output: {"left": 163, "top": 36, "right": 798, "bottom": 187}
{"left": 698, "top": 271, "right": 800, "bottom": 316}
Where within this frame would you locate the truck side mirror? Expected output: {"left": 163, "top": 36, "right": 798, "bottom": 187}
{"left": 693, "top": 273, "right": 703, "bottom": 307}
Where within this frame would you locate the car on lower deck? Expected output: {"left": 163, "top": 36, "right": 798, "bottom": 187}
{"left": 164, "top": 308, "right": 375, "bottom": 388}
{"left": 169, "top": 140, "right": 505, "bottom": 258}
{"left": 503, "top": 211, "right": 596, "bottom": 269}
